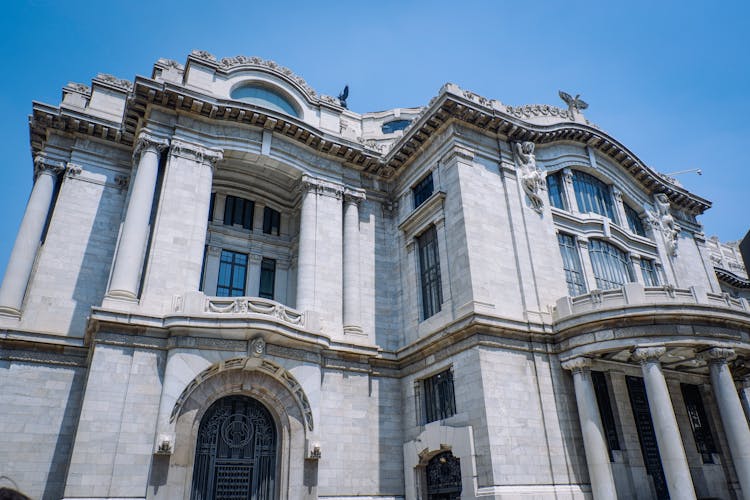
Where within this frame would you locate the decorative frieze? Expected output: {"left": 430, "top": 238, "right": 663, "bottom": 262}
{"left": 204, "top": 296, "right": 305, "bottom": 326}
{"left": 169, "top": 139, "right": 223, "bottom": 167}
{"left": 505, "top": 104, "right": 575, "bottom": 121}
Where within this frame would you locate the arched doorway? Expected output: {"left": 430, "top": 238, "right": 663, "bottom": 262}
{"left": 191, "top": 395, "right": 277, "bottom": 500}
{"left": 425, "top": 450, "right": 461, "bottom": 499}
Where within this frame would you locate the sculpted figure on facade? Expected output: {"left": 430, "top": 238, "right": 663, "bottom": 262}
{"left": 648, "top": 193, "right": 679, "bottom": 256}
{"left": 514, "top": 141, "right": 546, "bottom": 213}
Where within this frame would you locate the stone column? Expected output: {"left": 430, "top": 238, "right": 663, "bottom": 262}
{"left": 632, "top": 346, "right": 697, "bottom": 500}
{"left": 701, "top": 348, "right": 750, "bottom": 500}
{"left": 108, "top": 133, "right": 168, "bottom": 299}
{"left": 343, "top": 188, "right": 365, "bottom": 334}
{"left": 296, "top": 176, "right": 317, "bottom": 312}
{"left": 562, "top": 357, "right": 618, "bottom": 499}
{"left": 0, "top": 156, "right": 65, "bottom": 315}
{"left": 202, "top": 245, "right": 222, "bottom": 296}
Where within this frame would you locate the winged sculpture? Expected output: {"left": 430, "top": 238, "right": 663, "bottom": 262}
{"left": 558, "top": 91, "right": 588, "bottom": 113}
{"left": 338, "top": 85, "right": 349, "bottom": 109}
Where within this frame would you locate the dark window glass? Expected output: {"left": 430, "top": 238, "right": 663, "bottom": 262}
{"left": 223, "top": 195, "right": 254, "bottom": 230}
{"left": 217, "top": 250, "right": 247, "bottom": 297}
{"left": 625, "top": 204, "right": 646, "bottom": 236}
{"left": 572, "top": 171, "right": 616, "bottom": 221}
{"left": 413, "top": 173, "right": 434, "bottom": 209}
{"left": 208, "top": 192, "right": 216, "bottom": 222}
{"left": 423, "top": 369, "right": 456, "bottom": 424}
{"left": 381, "top": 119, "right": 411, "bottom": 134}
{"left": 589, "top": 239, "right": 633, "bottom": 290}
{"left": 417, "top": 226, "right": 442, "bottom": 319}
{"left": 592, "top": 371, "right": 621, "bottom": 460}
{"left": 259, "top": 258, "right": 276, "bottom": 300}
{"left": 681, "top": 384, "right": 717, "bottom": 463}
{"left": 546, "top": 171, "right": 566, "bottom": 210}
{"left": 557, "top": 233, "right": 587, "bottom": 296}
{"left": 263, "top": 207, "right": 281, "bottom": 235}
{"left": 640, "top": 259, "right": 660, "bottom": 286}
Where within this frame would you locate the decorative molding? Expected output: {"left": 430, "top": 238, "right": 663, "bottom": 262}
{"left": 134, "top": 132, "right": 169, "bottom": 157}
{"left": 33, "top": 154, "right": 66, "bottom": 178}
{"left": 631, "top": 346, "right": 667, "bottom": 364}
{"left": 698, "top": 347, "right": 737, "bottom": 364}
{"left": 65, "top": 82, "right": 91, "bottom": 95}
{"left": 170, "top": 139, "right": 223, "bottom": 167}
{"left": 249, "top": 337, "right": 266, "bottom": 357}
{"left": 343, "top": 187, "right": 366, "bottom": 205}
{"left": 94, "top": 73, "right": 133, "bottom": 91}
{"left": 505, "top": 104, "right": 574, "bottom": 121}
{"left": 65, "top": 163, "right": 82, "bottom": 178}
{"left": 190, "top": 49, "right": 217, "bottom": 62}
{"left": 298, "top": 175, "right": 344, "bottom": 199}
{"left": 204, "top": 296, "right": 305, "bottom": 326}
{"left": 561, "top": 356, "right": 592, "bottom": 373}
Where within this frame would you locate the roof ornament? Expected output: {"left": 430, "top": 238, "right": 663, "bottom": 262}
{"left": 558, "top": 91, "right": 588, "bottom": 113}
{"left": 338, "top": 85, "right": 349, "bottom": 109}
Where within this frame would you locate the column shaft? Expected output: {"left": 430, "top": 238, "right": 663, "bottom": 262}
{"left": 296, "top": 182, "right": 316, "bottom": 312}
{"left": 706, "top": 351, "right": 750, "bottom": 500}
{"left": 108, "top": 136, "right": 165, "bottom": 298}
{"left": 342, "top": 195, "right": 361, "bottom": 333}
{"left": 635, "top": 348, "right": 696, "bottom": 500}
{"left": 0, "top": 164, "right": 61, "bottom": 314}
{"left": 563, "top": 359, "right": 618, "bottom": 499}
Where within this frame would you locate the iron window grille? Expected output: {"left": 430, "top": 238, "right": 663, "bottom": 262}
{"left": 259, "top": 258, "right": 276, "bottom": 300}
{"left": 557, "top": 233, "right": 587, "bottom": 296}
{"left": 681, "top": 384, "right": 717, "bottom": 463}
{"left": 589, "top": 239, "right": 633, "bottom": 290}
{"left": 572, "top": 171, "right": 617, "bottom": 222}
{"left": 546, "top": 171, "right": 567, "bottom": 210}
{"left": 591, "top": 371, "right": 621, "bottom": 460}
{"left": 417, "top": 226, "right": 443, "bottom": 319}
{"left": 217, "top": 250, "right": 247, "bottom": 297}
{"left": 624, "top": 203, "right": 646, "bottom": 236}
{"left": 413, "top": 173, "right": 434, "bottom": 209}
{"left": 262, "top": 207, "right": 281, "bottom": 235}
{"left": 423, "top": 369, "right": 456, "bottom": 424}
{"left": 224, "top": 195, "right": 254, "bottom": 230}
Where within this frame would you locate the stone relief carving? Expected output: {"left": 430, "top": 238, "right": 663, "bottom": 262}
{"left": 505, "top": 104, "right": 574, "bottom": 121}
{"left": 647, "top": 193, "right": 679, "bottom": 256}
{"left": 95, "top": 73, "right": 133, "bottom": 91}
{"left": 66, "top": 82, "right": 91, "bottom": 94}
{"left": 134, "top": 132, "right": 169, "bottom": 158}
{"left": 631, "top": 346, "right": 667, "bottom": 363}
{"left": 560, "top": 356, "right": 592, "bottom": 373}
{"left": 214, "top": 54, "right": 321, "bottom": 99}
{"left": 190, "top": 49, "right": 217, "bottom": 62}
{"left": 514, "top": 141, "right": 546, "bottom": 213}
{"left": 356, "top": 137, "right": 386, "bottom": 153}
{"left": 204, "top": 296, "right": 305, "bottom": 326}
{"left": 170, "top": 139, "right": 223, "bottom": 167}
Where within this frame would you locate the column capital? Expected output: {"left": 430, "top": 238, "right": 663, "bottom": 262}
{"left": 33, "top": 154, "right": 66, "bottom": 178}
{"left": 207, "top": 245, "right": 222, "bottom": 257}
{"left": 134, "top": 132, "right": 170, "bottom": 157}
{"left": 170, "top": 138, "right": 223, "bottom": 167}
{"left": 632, "top": 346, "right": 666, "bottom": 364}
{"left": 298, "top": 174, "right": 343, "bottom": 199}
{"left": 699, "top": 347, "right": 736, "bottom": 365}
{"left": 343, "top": 187, "right": 366, "bottom": 205}
{"left": 561, "top": 356, "right": 592, "bottom": 373}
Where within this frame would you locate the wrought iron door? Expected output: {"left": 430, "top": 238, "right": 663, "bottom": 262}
{"left": 191, "top": 395, "right": 277, "bottom": 500}
{"left": 425, "top": 451, "right": 461, "bottom": 500}
{"left": 626, "top": 376, "right": 669, "bottom": 500}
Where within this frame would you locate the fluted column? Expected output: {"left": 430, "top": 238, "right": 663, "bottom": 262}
{"left": 343, "top": 188, "right": 365, "bottom": 334}
{"left": 632, "top": 346, "right": 696, "bottom": 500}
{"left": 108, "top": 133, "right": 168, "bottom": 299}
{"left": 0, "top": 155, "right": 65, "bottom": 315}
{"left": 562, "top": 357, "right": 618, "bottom": 499}
{"left": 296, "top": 176, "right": 317, "bottom": 312}
{"left": 701, "top": 348, "right": 750, "bottom": 499}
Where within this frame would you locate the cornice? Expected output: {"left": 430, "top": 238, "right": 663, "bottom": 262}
{"left": 715, "top": 267, "right": 750, "bottom": 289}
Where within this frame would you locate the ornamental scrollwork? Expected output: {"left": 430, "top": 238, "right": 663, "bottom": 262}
{"left": 646, "top": 193, "right": 679, "bottom": 256}
{"left": 505, "top": 104, "right": 575, "bottom": 121}
{"left": 513, "top": 141, "right": 546, "bottom": 213}
{"left": 216, "top": 54, "right": 319, "bottom": 98}
{"left": 95, "top": 73, "right": 133, "bottom": 91}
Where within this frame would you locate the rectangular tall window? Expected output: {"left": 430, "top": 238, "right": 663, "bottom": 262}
{"left": 423, "top": 369, "right": 456, "bottom": 424}
{"left": 417, "top": 226, "right": 443, "bottom": 319}
{"left": 572, "top": 170, "right": 617, "bottom": 221}
{"left": 557, "top": 233, "right": 587, "bottom": 296}
{"left": 223, "top": 195, "right": 254, "bottom": 230}
{"left": 259, "top": 258, "right": 276, "bottom": 300}
{"left": 640, "top": 259, "right": 660, "bottom": 286}
{"left": 546, "top": 171, "right": 567, "bottom": 210}
{"left": 263, "top": 207, "right": 281, "bottom": 235}
{"left": 217, "top": 250, "right": 247, "bottom": 297}
{"left": 413, "top": 173, "right": 434, "bottom": 209}
{"left": 624, "top": 203, "right": 646, "bottom": 236}
{"left": 208, "top": 192, "right": 216, "bottom": 222}
{"left": 591, "top": 371, "right": 621, "bottom": 460}
{"left": 681, "top": 384, "right": 717, "bottom": 463}
{"left": 589, "top": 239, "right": 633, "bottom": 290}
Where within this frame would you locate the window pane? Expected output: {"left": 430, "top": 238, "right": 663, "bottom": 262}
{"left": 413, "top": 173, "right": 434, "bottom": 209}
{"left": 423, "top": 369, "right": 456, "bottom": 424}
{"left": 592, "top": 371, "right": 620, "bottom": 460}
{"left": 589, "top": 240, "right": 632, "bottom": 290}
{"left": 417, "top": 227, "right": 442, "bottom": 319}
{"left": 625, "top": 204, "right": 646, "bottom": 236}
{"left": 573, "top": 171, "right": 616, "bottom": 221}
{"left": 546, "top": 171, "right": 566, "bottom": 209}
{"left": 259, "top": 258, "right": 276, "bottom": 299}
{"left": 263, "top": 207, "right": 281, "bottom": 235}
{"left": 224, "top": 195, "right": 234, "bottom": 225}
{"left": 640, "top": 259, "right": 659, "bottom": 286}
{"left": 557, "top": 233, "right": 587, "bottom": 296}
{"left": 681, "top": 384, "right": 717, "bottom": 463}
{"left": 216, "top": 250, "right": 247, "bottom": 297}
{"left": 242, "top": 200, "right": 254, "bottom": 230}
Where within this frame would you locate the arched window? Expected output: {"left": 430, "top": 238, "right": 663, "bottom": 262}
{"left": 425, "top": 451, "right": 462, "bottom": 500}
{"left": 624, "top": 203, "right": 646, "bottom": 236}
{"left": 546, "top": 170, "right": 566, "bottom": 210}
{"left": 191, "top": 395, "right": 277, "bottom": 500}
{"left": 588, "top": 239, "right": 633, "bottom": 290}
{"left": 231, "top": 84, "right": 300, "bottom": 117}
{"left": 572, "top": 171, "right": 616, "bottom": 221}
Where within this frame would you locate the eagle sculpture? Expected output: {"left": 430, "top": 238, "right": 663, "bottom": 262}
{"left": 338, "top": 85, "right": 349, "bottom": 109}
{"left": 558, "top": 91, "right": 588, "bottom": 113}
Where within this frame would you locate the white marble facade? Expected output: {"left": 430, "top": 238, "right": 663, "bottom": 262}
{"left": 1, "top": 51, "right": 750, "bottom": 500}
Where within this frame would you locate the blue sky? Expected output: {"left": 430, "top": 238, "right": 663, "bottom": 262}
{"left": 0, "top": 1, "right": 748, "bottom": 280}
